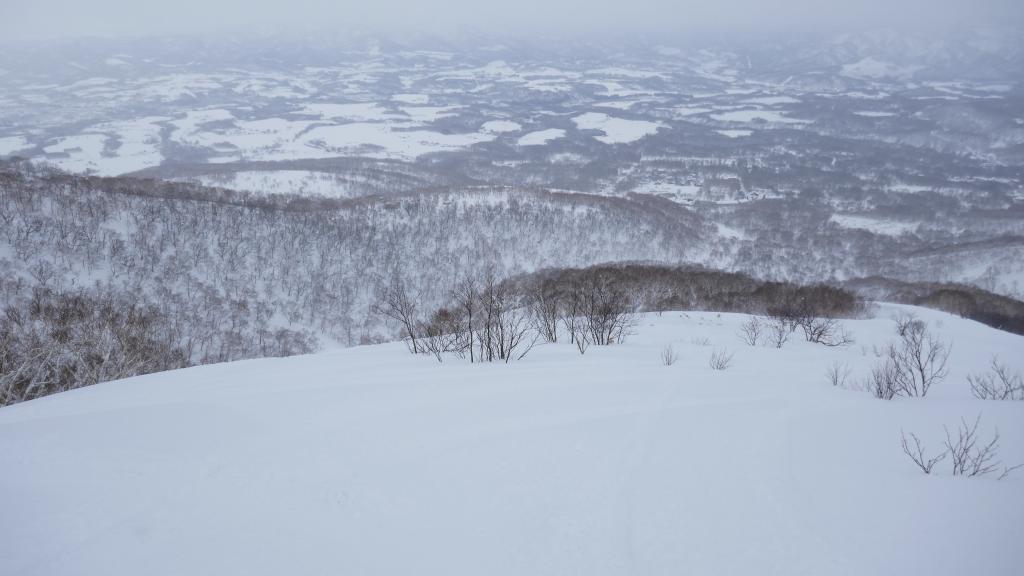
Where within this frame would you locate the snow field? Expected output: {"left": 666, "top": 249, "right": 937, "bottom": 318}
{"left": 0, "top": 304, "right": 1022, "bottom": 575}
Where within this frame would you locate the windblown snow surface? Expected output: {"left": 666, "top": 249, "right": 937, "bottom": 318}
{"left": 1, "top": 304, "right": 1023, "bottom": 575}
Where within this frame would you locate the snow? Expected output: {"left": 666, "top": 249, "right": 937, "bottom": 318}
{"left": 0, "top": 135, "right": 32, "bottom": 156}
{"left": 399, "top": 105, "right": 463, "bottom": 123}
{"left": 830, "top": 214, "right": 919, "bottom": 236}
{"left": 1, "top": 306, "right": 1022, "bottom": 575}
{"left": 85, "top": 116, "right": 169, "bottom": 175}
{"left": 710, "top": 109, "right": 811, "bottom": 125}
{"left": 595, "top": 100, "right": 640, "bottom": 110}
{"left": 182, "top": 170, "right": 354, "bottom": 198}
{"left": 741, "top": 96, "right": 800, "bottom": 105}
{"left": 632, "top": 182, "right": 702, "bottom": 202}
{"left": 522, "top": 78, "right": 574, "bottom": 93}
{"left": 302, "top": 123, "right": 495, "bottom": 160}
{"left": 161, "top": 104, "right": 496, "bottom": 162}
{"left": 517, "top": 129, "right": 566, "bottom": 146}
{"left": 674, "top": 106, "right": 713, "bottom": 117}
{"left": 890, "top": 184, "right": 933, "bottom": 194}
{"left": 41, "top": 134, "right": 110, "bottom": 175}
{"left": 481, "top": 120, "right": 522, "bottom": 134}
{"left": 572, "top": 112, "right": 663, "bottom": 144}
{"left": 170, "top": 108, "right": 237, "bottom": 145}
{"left": 296, "top": 103, "right": 396, "bottom": 122}
{"left": 585, "top": 80, "right": 651, "bottom": 98}
{"left": 391, "top": 93, "right": 430, "bottom": 104}
{"left": 717, "top": 129, "right": 753, "bottom": 138}
{"left": 587, "top": 67, "right": 666, "bottom": 79}
{"left": 854, "top": 111, "right": 897, "bottom": 118}
{"left": 841, "top": 57, "right": 922, "bottom": 81}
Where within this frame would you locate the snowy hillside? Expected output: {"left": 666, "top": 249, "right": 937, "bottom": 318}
{"left": 2, "top": 304, "right": 1022, "bottom": 575}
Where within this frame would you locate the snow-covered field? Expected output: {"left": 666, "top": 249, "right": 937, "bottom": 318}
{"left": 181, "top": 170, "right": 354, "bottom": 198}
{"left": 710, "top": 109, "right": 811, "bottom": 125}
{"left": 518, "top": 128, "right": 566, "bottom": 146}
{"left": 830, "top": 214, "right": 920, "bottom": 236}
{"left": 572, "top": 112, "right": 663, "bottom": 144}
{"left": 0, "top": 136, "right": 32, "bottom": 156}
{"left": 717, "top": 129, "right": 753, "bottom": 138}
{"left": 1, "top": 305, "right": 1022, "bottom": 575}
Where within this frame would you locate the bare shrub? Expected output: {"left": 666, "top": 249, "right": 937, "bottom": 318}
{"left": 661, "top": 344, "right": 679, "bottom": 366}
{"left": 944, "top": 415, "right": 1021, "bottom": 479}
{"left": 826, "top": 361, "right": 852, "bottom": 388}
{"left": 737, "top": 316, "right": 762, "bottom": 346}
{"left": 419, "top": 308, "right": 465, "bottom": 363}
{"left": 801, "top": 317, "right": 854, "bottom": 347}
{"left": 709, "top": 348, "right": 735, "bottom": 371}
{"left": 691, "top": 336, "right": 711, "bottom": 347}
{"left": 766, "top": 317, "right": 790, "bottom": 349}
{"left": 423, "top": 271, "right": 538, "bottom": 363}
{"left": 900, "top": 430, "right": 946, "bottom": 474}
{"left": 900, "top": 416, "right": 1022, "bottom": 479}
{"left": 868, "top": 356, "right": 903, "bottom": 400}
{"left": 969, "top": 357, "right": 1024, "bottom": 401}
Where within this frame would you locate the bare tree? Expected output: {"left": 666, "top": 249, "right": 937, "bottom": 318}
{"left": 709, "top": 348, "right": 735, "bottom": 370}
{"left": 969, "top": 357, "right": 1024, "bottom": 401}
{"left": 570, "top": 316, "right": 590, "bottom": 355}
{"left": 472, "top": 271, "right": 537, "bottom": 363}
{"left": 737, "top": 316, "right": 762, "bottom": 346}
{"left": 372, "top": 275, "right": 422, "bottom": 354}
{"left": 561, "top": 286, "right": 584, "bottom": 348}
{"left": 868, "top": 316, "right": 949, "bottom": 399}
{"left": 578, "top": 276, "right": 636, "bottom": 346}
{"left": 451, "top": 275, "right": 479, "bottom": 363}
{"left": 893, "top": 317, "right": 949, "bottom": 397}
{"left": 527, "top": 284, "right": 561, "bottom": 343}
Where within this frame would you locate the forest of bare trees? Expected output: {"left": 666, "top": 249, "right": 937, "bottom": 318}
{"left": 2, "top": 159, "right": 1023, "bottom": 404}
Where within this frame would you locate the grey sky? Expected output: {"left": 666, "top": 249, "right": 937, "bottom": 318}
{"left": 1, "top": 0, "right": 1021, "bottom": 41}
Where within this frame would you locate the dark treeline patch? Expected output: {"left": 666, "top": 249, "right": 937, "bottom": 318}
{"left": 843, "top": 277, "right": 1024, "bottom": 335}
{"left": 0, "top": 286, "right": 186, "bottom": 406}
{"left": 0, "top": 284, "right": 318, "bottom": 407}
{"left": 507, "top": 263, "right": 865, "bottom": 319}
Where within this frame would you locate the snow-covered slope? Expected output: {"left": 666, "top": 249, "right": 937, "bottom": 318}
{"left": 1, "top": 304, "right": 1022, "bottom": 575}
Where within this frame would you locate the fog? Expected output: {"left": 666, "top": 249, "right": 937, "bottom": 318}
{"left": 2, "top": 0, "right": 1022, "bottom": 42}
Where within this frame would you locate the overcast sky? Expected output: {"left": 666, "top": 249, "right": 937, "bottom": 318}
{"left": 1, "top": 0, "right": 1021, "bottom": 41}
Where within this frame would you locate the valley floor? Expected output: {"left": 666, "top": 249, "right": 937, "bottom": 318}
{"left": 1, "top": 304, "right": 1022, "bottom": 575}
